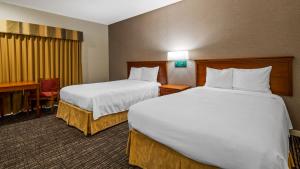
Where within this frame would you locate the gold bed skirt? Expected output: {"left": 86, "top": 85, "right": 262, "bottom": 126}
{"left": 127, "top": 129, "right": 217, "bottom": 169}
{"left": 56, "top": 101, "right": 128, "bottom": 135}
{"left": 127, "top": 130, "right": 295, "bottom": 169}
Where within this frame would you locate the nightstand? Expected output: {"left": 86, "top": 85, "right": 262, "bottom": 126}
{"left": 159, "top": 84, "right": 191, "bottom": 96}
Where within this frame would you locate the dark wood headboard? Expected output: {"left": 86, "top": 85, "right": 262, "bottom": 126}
{"left": 127, "top": 61, "right": 168, "bottom": 85}
{"left": 195, "top": 56, "right": 294, "bottom": 96}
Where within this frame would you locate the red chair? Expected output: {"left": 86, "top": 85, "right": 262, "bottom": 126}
{"left": 27, "top": 78, "right": 60, "bottom": 114}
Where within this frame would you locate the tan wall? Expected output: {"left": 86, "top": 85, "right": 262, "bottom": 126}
{"left": 109, "top": 0, "right": 300, "bottom": 129}
{"left": 0, "top": 2, "right": 109, "bottom": 83}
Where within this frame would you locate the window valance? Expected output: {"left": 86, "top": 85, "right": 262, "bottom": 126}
{"left": 0, "top": 20, "right": 83, "bottom": 41}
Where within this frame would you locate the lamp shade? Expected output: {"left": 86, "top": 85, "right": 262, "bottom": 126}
{"left": 167, "top": 51, "right": 189, "bottom": 61}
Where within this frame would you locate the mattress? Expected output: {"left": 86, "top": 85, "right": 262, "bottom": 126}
{"left": 128, "top": 87, "right": 292, "bottom": 169}
{"left": 60, "top": 79, "right": 160, "bottom": 120}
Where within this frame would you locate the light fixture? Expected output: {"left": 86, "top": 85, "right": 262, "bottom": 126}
{"left": 167, "top": 51, "right": 189, "bottom": 68}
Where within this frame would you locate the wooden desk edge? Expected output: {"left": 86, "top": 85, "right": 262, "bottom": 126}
{"left": 0, "top": 81, "right": 40, "bottom": 117}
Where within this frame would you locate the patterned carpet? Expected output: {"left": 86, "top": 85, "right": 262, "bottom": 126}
{"left": 1, "top": 111, "right": 300, "bottom": 169}
{"left": 0, "top": 113, "right": 139, "bottom": 169}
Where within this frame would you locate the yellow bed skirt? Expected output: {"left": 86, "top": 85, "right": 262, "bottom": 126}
{"left": 127, "top": 130, "right": 295, "bottom": 169}
{"left": 127, "top": 129, "right": 218, "bottom": 169}
{"left": 56, "top": 101, "right": 128, "bottom": 135}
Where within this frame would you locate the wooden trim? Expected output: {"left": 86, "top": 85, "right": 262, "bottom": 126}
{"left": 0, "top": 81, "right": 39, "bottom": 92}
{"left": 127, "top": 61, "right": 168, "bottom": 85}
{"left": 0, "top": 20, "right": 83, "bottom": 41}
{"left": 195, "top": 56, "right": 294, "bottom": 96}
{"left": 159, "top": 84, "right": 191, "bottom": 96}
{"left": 160, "top": 84, "right": 191, "bottom": 90}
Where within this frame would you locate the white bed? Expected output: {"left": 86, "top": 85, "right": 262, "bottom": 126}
{"left": 128, "top": 87, "right": 292, "bottom": 169}
{"left": 60, "top": 79, "right": 160, "bottom": 120}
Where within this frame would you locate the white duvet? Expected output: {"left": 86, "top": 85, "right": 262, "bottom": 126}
{"left": 128, "top": 87, "right": 292, "bottom": 169}
{"left": 60, "top": 80, "right": 160, "bottom": 120}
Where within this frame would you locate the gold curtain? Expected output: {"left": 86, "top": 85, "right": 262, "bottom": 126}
{"left": 0, "top": 33, "right": 82, "bottom": 115}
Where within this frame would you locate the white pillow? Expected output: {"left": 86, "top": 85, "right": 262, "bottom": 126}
{"left": 128, "top": 67, "right": 142, "bottom": 80}
{"left": 233, "top": 66, "right": 272, "bottom": 93}
{"left": 141, "top": 67, "right": 159, "bottom": 82}
{"left": 205, "top": 67, "right": 233, "bottom": 89}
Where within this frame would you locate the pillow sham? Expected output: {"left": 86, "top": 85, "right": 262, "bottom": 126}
{"left": 141, "top": 67, "right": 160, "bottom": 82}
{"left": 233, "top": 66, "right": 272, "bottom": 93}
{"left": 128, "top": 67, "right": 142, "bottom": 80}
{"left": 205, "top": 67, "right": 233, "bottom": 89}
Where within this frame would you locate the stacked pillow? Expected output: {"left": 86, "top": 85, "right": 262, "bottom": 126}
{"left": 128, "top": 67, "right": 159, "bottom": 82}
{"left": 205, "top": 66, "right": 272, "bottom": 93}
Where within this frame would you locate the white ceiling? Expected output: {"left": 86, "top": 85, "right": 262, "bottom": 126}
{"left": 0, "top": 0, "right": 182, "bottom": 25}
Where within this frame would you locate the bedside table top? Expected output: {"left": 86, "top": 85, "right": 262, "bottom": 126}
{"left": 160, "top": 84, "right": 191, "bottom": 90}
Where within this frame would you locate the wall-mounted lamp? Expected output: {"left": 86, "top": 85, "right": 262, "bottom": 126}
{"left": 167, "top": 51, "right": 189, "bottom": 68}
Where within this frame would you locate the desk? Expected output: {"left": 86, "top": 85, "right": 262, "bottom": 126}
{"left": 0, "top": 82, "right": 40, "bottom": 117}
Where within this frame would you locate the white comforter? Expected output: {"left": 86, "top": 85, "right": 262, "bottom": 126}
{"left": 128, "top": 87, "right": 292, "bottom": 169}
{"left": 60, "top": 80, "right": 160, "bottom": 120}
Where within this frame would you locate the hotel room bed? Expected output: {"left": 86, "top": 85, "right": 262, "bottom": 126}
{"left": 128, "top": 87, "right": 292, "bottom": 169}
{"left": 126, "top": 57, "right": 294, "bottom": 169}
{"left": 60, "top": 80, "right": 160, "bottom": 120}
{"left": 56, "top": 61, "right": 168, "bottom": 135}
